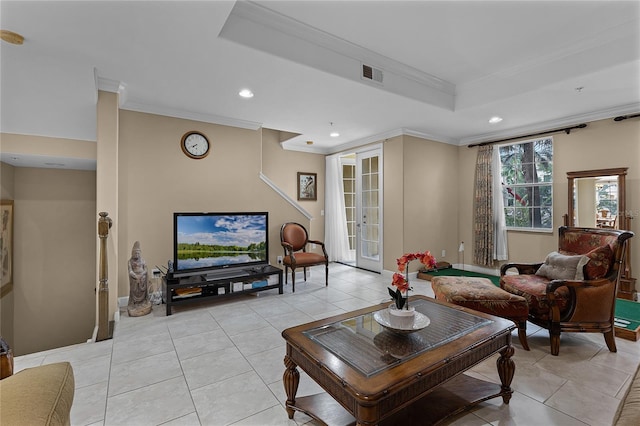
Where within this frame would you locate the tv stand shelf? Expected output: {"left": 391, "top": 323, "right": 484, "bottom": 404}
{"left": 162, "top": 265, "right": 283, "bottom": 316}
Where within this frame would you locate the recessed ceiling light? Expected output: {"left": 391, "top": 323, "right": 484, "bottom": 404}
{"left": 330, "top": 132, "right": 340, "bottom": 138}
{"left": 238, "top": 89, "right": 253, "bottom": 98}
{"left": 489, "top": 116, "right": 503, "bottom": 124}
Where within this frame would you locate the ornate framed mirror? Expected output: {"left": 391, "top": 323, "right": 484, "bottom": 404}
{"left": 566, "top": 167, "right": 627, "bottom": 229}
{"left": 566, "top": 167, "right": 636, "bottom": 300}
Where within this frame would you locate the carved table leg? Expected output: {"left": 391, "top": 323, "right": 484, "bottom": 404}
{"left": 496, "top": 344, "right": 515, "bottom": 403}
{"left": 283, "top": 354, "right": 300, "bottom": 419}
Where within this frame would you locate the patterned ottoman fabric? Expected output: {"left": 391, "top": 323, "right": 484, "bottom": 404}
{"left": 431, "top": 276, "right": 530, "bottom": 350}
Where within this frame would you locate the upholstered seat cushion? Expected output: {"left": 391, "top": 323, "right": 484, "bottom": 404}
{"left": 500, "top": 274, "right": 570, "bottom": 321}
{"left": 284, "top": 252, "right": 326, "bottom": 267}
{"left": 0, "top": 362, "right": 75, "bottom": 426}
{"left": 431, "top": 276, "right": 528, "bottom": 321}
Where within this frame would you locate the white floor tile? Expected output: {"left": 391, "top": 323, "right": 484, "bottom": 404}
{"left": 12, "top": 263, "right": 639, "bottom": 426}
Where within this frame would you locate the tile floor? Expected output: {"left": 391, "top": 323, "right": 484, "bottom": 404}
{"left": 14, "top": 263, "right": 640, "bottom": 425}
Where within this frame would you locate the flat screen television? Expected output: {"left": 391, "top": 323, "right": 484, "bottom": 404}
{"left": 173, "top": 212, "right": 268, "bottom": 276}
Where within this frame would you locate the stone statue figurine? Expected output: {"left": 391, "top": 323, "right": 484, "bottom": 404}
{"left": 127, "top": 241, "right": 152, "bottom": 316}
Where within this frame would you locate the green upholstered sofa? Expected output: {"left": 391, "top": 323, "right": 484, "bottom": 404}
{"left": 0, "top": 362, "right": 74, "bottom": 425}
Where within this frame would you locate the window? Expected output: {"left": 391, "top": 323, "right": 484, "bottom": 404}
{"left": 596, "top": 178, "right": 618, "bottom": 216}
{"left": 499, "top": 137, "right": 553, "bottom": 231}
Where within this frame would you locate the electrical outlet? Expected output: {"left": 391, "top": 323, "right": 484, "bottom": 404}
{"left": 311, "top": 243, "right": 317, "bottom": 249}
{"left": 277, "top": 255, "right": 283, "bottom": 264}
{"left": 441, "top": 250, "right": 446, "bottom": 258}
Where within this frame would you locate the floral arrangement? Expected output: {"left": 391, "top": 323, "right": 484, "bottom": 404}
{"left": 388, "top": 251, "right": 438, "bottom": 310}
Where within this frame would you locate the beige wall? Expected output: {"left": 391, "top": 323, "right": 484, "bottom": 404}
{"left": 12, "top": 168, "right": 96, "bottom": 355}
{"left": 116, "top": 111, "right": 325, "bottom": 297}
{"left": 576, "top": 178, "right": 597, "bottom": 228}
{"left": 382, "top": 135, "right": 459, "bottom": 273}
{"left": 1, "top": 133, "right": 96, "bottom": 160}
{"left": 1, "top": 162, "right": 15, "bottom": 348}
{"left": 383, "top": 136, "right": 404, "bottom": 272}
{"left": 458, "top": 117, "right": 639, "bottom": 277}
{"left": 403, "top": 135, "right": 459, "bottom": 272}
{"left": 261, "top": 128, "right": 326, "bottom": 242}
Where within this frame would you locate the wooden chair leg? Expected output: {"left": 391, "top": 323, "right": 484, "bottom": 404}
{"left": 291, "top": 268, "right": 296, "bottom": 293}
{"left": 550, "top": 333, "right": 561, "bottom": 356}
{"left": 604, "top": 329, "right": 617, "bottom": 352}
{"left": 517, "top": 321, "right": 530, "bottom": 351}
{"left": 284, "top": 266, "right": 289, "bottom": 284}
{"left": 325, "top": 263, "right": 328, "bottom": 287}
{"left": 303, "top": 267, "right": 307, "bottom": 282}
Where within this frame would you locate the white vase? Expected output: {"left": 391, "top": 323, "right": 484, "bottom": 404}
{"left": 388, "top": 304, "right": 416, "bottom": 329}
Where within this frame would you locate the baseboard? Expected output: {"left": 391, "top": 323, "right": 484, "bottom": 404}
{"left": 453, "top": 264, "right": 500, "bottom": 276}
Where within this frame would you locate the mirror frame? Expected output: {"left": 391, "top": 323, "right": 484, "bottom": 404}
{"left": 566, "top": 167, "right": 627, "bottom": 228}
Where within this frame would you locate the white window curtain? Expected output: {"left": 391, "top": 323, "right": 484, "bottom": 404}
{"left": 325, "top": 154, "right": 354, "bottom": 262}
{"left": 492, "top": 147, "right": 508, "bottom": 260}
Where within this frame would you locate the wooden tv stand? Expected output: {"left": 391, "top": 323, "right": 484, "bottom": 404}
{"left": 162, "top": 265, "right": 283, "bottom": 315}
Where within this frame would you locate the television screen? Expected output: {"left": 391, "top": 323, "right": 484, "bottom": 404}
{"left": 173, "top": 212, "right": 268, "bottom": 274}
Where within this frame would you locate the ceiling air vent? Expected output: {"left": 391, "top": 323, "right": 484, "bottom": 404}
{"left": 362, "top": 64, "right": 383, "bottom": 84}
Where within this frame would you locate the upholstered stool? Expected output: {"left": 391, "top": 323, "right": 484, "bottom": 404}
{"left": 431, "top": 276, "right": 530, "bottom": 350}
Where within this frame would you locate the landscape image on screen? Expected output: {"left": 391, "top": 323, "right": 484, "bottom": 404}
{"left": 176, "top": 214, "right": 267, "bottom": 271}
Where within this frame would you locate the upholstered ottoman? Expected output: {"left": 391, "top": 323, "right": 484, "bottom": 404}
{"left": 431, "top": 276, "right": 530, "bottom": 350}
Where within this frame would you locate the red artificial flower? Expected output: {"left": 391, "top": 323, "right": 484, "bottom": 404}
{"left": 419, "top": 251, "right": 438, "bottom": 269}
{"left": 392, "top": 272, "right": 409, "bottom": 292}
{"left": 390, "top": 250, "right": 439, "bottom": 309}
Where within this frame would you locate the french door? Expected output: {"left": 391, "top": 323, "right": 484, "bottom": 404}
{"left": 355, "top": 148, "right": 383, "bottom": 272}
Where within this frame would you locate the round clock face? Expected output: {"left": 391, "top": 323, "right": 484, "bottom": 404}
{"left": 181, "top": 131, "right": 210, "bottom": 159}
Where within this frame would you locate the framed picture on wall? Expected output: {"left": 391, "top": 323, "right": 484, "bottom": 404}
{"left": 297, "top": 172, "right": 317, "bottom": 201}
{"left": 1, "top": 200, "right": 13, "bottom": 297}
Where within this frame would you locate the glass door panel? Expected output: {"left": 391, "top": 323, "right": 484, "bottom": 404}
{"left": 356, "top": 149, "right": 382, "bottom": 272}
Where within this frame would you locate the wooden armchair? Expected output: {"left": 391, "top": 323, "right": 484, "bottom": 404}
{"left": 280, "top": 222, "right": 328, "bottom": 292}
{"left": 500, "top": 226, "right": 633, "bottom": 355}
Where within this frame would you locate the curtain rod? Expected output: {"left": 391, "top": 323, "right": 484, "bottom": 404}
{"left": 614, "top": 113, "right": 640, "bottom": 121}
{"left": 467, "top": 123, "right": 587, "bottom": 148}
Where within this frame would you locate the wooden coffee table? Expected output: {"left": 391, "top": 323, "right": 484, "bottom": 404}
{"left": 282, "top": 295, "right": 516, "bottom": 426}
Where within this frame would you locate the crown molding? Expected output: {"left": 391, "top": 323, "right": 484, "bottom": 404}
{"left": 279, "top": 127, "right": 459, "bottom": 155}
{"left": 222, "top": 1, "right": 455, "bottom": 109}
{"left": 322, "top": 128, "right": 457, "bottom": 155}
{"left": 400, "top": 128, "right": 458, "bottom": 145}
{"left": 232, "top": 1, "right": 454, "bottom": 95}
{"left": 94, "top": 72, "right": 128, "bottom": 106}
{"left": 460, "top": 103, "right": 640, "bottom": 145}
{"left": 120, "top": 101, "right": 263, "bottom": 131}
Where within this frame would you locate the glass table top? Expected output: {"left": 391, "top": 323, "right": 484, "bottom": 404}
{"left": 303, "top": 299, "right": 492, "bottom": 377}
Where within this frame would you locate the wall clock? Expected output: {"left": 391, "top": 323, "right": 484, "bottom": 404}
{"left": 180, "top": 131, "right": 210, "bottom": 159}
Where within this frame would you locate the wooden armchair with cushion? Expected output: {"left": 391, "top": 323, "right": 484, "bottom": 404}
{"left": 500, "top": 226, "right": 633, "bottom": 356}
{"left": 280, "top": 222, "right": 328, "bottom": 292}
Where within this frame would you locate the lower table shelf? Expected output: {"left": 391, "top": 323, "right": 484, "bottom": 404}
{"left": 288, "top": 373, "right": 507, "bottom": 426}
{"left": 162, "top": 265, "right": 283, "bottom": 315}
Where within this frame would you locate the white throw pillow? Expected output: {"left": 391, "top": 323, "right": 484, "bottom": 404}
{"left": 535, "top": 251, "right": 589, "bottom": 280}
